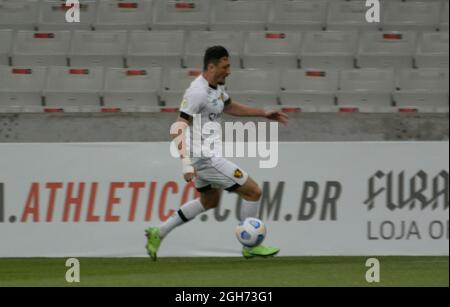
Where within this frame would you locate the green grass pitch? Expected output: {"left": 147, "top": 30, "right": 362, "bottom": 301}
{"left": 0, "top": 257, "right": 448, "bottom": 287}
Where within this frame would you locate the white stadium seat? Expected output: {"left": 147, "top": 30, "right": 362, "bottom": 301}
{"left": 267, "top": 0, "right": 327, "bottom": 31}
{"left": 127, "top": 30, "right": 184, "bottom": 68}
{"left": 103, "top": 67, "right": 162, "bottom": 109}
{"left": 225, "top": 69, "right": 280, "bottom": 107}
{"left": 0, "top": 66, "right": 46, "bottom": 109}
{"left": 382, "top": 1, "right": 441, "bottom": 31}
{"left": 301, "top": 31, "right": 358, "bottom": 69}
{"left": 394, "top": 68, "right": 449, "bottom": 110}
{"left": 440, "top": 1, "right": 449, "bottom": 31}
{"left": 44, "top": 66, "right": 103, "bottom": 108}
{"left": 69, "top": 30, "right": 127, "bottom": 67}
{"left": 415, "top": 32, "right": 449, "bottom": 68}
{"left": 0, "top": 29, "right": 12, "bottom": 65}
{"left": 152, "top": 0, "right": 210, "bottom": 31}
{"left": 243, "top": 31, "right": 302, "bottom": 69}
{"left": 94, "top": 0, "right": 153, "bottom": 30}
{"left": 337, "top": 69, "right": 395, "bottom": 110}
{"left": 357, "top": 31, "right": 417, "bottom": 69}
{"left": 280, "top": 69, "right": 339, "bottom": 111}
{"left": 0, "top": 0, "right": 39, "bottom": 31}
{"left": 327, "top": 0, "right": 381, "bottom": 31}
{"left": 38, "top": 0, "right": 97, "bottom": 31}
{"left": 12, "top": 31, "right": 71, "bottom": 66}
{"left": 210, "top": 0, "right": 269, "bottom": 31}
{"left": 183, "top": 31, "right": 244, "bottom": 69}
{"left": 162, "top": 68, "right": 202, "bottom": 106}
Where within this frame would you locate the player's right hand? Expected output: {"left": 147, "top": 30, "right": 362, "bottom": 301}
{"left": 184, "top": 171, "right": 196, "bottom": 182}
{"left": 182, "top": 157, "right": 196, "bottom": 182}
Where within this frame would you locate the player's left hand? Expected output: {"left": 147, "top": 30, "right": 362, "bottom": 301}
{"left": 265, "top": 110, "right": 289, "bottom": 125}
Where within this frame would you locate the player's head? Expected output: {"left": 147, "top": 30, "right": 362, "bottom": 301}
{"left": 203, "top": 46, "right": 231, "bottom": 85}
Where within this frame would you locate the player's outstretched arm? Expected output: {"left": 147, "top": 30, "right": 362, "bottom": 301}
{"left": 224, "top": 101, "right": 289, "bottom": 125}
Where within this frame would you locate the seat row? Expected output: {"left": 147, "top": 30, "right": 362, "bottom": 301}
{"left": 0, "top": 66, "right": 448, "bottom": 113}
{"left": 0, "top": 0, "right": 448, "bottom": 32}
{"left": 0, "top": 29, "right": 448, "bottom": 69}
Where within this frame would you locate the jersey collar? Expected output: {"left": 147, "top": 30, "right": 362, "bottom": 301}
{"left": 201, "top": 73, "right": 218, "bottom": 90}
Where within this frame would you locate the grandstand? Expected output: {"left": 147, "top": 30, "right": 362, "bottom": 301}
{"left": 0, "top": 0, "right": 447, "bottom": 113}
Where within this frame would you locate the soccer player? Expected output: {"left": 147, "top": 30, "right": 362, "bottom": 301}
{"left": 146, "top": 46, "right": 288, "bottom": 260}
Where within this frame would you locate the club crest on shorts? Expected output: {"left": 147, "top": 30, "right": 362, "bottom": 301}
{"left": 234, "top": 168, "right": 243, "bottom": 178}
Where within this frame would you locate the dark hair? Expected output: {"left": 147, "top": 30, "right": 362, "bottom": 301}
{"left": 203, "top": 46, "right": 230, "bottom": 71}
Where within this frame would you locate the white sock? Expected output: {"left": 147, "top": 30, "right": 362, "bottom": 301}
{"left": 239, "top": 199, "right": 260, "bottom": 222}
{"left": 159, "top": 198, "right": 205, "bottom": 239}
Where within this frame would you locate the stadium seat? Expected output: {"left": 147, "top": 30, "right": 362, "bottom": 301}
{"left": 357, "top": 31, "right": 417, "bottom": 69}
{"left": 127, "top": 30, "right": 184, "bottom": 68}
{"left": 103, "top": 67, "right": 162, "bottom": 109}
{"left": 162, "top": 68, "right": 202, "bottom": 106}
{"left": 0, "top": 29, "right": 12, "bottom": 65}
{"left": 94, "top": 0, "right": 153, "bottom": 30}
{"left": 210, "top": 0, "right": 269, "bottom": 31}
{"left": 440, "top": 1, "right": 449, "bottom": 31}
{"left": 279, "top": 69, "right": 339, "bottom": 112}
{"left": 69, "top": 30, "right": 127, "bottom": 67}
{"left": 394, "top": 68, "right": 449, "bottom": 111}
{"left": 0, "top": 66, "right": 46, "bottom": 110}
{"left": 267, "top": 0, "right": 327, "bottom": 31}
{"left": 38, "top": 0, "right": 97, "bottom": 31}
{"left": 12, "top": 31, "right": 71, "bottom": 66}
{"left": 382, "top": 1, "right": 441, "bottom": 31}
{"left": 152, "top": 0, "right": 210, "bottom": 31}
{"left": 225, "top": 69, "right": 280, "bottom": 107}
{"left": 300, "top": 31, "right": 358, "bottom": 69}
{"left": 243, "top": 31, "right": 302, "bottom": 69}
{"left": 183, "top": 31, "right": 244, "bottom": 69}
{"left": 326, "top": 0, "right": 381, "bottom": 31}
{"left": 0, "top": 0, "right": 39, "bottom": 30}
{"left": 337, "top": 69, "right": 395, "bottom": 111}
{"left": 415, "top": 32, "right": 449, "bottom": 68}
{"left": 43, "top": 66, "right": 104, "bottom": 108}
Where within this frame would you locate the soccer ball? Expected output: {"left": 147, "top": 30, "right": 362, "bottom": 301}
{"left": 235, "top": 217, "right": 266, "bottom": 247}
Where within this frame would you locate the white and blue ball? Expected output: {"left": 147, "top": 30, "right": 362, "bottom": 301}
{"left": 235, "top": 217, "right": 266, "bottom": 247}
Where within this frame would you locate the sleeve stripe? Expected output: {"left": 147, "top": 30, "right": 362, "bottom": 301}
{"left": 180, "top": 111, "right": 193, "bottom": 121}
{"left": 224, "top": 98, "right": 232, "bottom": 106}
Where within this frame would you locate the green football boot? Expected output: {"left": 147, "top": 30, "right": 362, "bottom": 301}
{"left": 242, "top": 245, "right": 280, "bottom": 259}
{"left": 145, "top": 227, "right": 161, "bottom": 261}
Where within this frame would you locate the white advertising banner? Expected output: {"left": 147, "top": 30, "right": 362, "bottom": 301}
{"left": 0, "top": 142, "right": 448, "bottom": 257}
